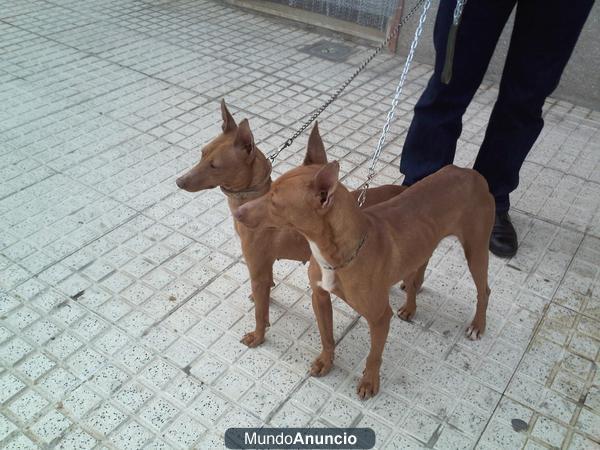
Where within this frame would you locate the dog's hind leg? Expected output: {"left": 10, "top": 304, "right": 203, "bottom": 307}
{"left": 241, "top": 261, "right": 273, "bottom": 347}
{"left": 461, "top": 236, "right": 490, "bottom": 341}
{"left": 398, "top": 260, "right": 428, "bottom": 321}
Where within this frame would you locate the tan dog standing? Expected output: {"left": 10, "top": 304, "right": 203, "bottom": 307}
{"left": 235, "top": 161, "right": 495, "bottom": 398}
{"left": 176, "top": 101, "right": 406, "bottom": 347}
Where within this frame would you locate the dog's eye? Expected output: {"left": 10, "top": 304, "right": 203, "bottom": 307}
{"left": 210, "top": 162, "right": 217, "bottom": 169}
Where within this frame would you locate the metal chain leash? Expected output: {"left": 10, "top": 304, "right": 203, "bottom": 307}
{"left": 452, "top": 0, "right": 466, "bottom": 25}
{"left": 267, "top": 0, "right": 428, "bottom": 163}
{"left": 358, "top": 0, "right": 432, "bottom": 206}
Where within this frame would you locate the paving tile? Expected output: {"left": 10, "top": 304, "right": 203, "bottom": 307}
{"left": 85, "top": 402, "right": 128, "bottom": 437}
{"left": 62, "top": 384, "right": 103, "bottom": 420}
{"left": 162, "top": 413, "right": 206, "bottom": 448}
{"left": 531, "top": 415, "right": 567, "bottom": 448}
{"left": 568, "top": 432, "right": 600, "bottom": 450}
{"left": 576, "top": 407, "right": 600, "bottom": 441}
{"left": 0, "top": 372, "right": 26, "bottom": 404}
{"left": 138, "top": 397, "right": 178, "bottom": 432}
{"left": 29, "top": 409, "right": 71, "bottom": 444}
{"left": 214, "top": 368, "right": 254, "bottom": 401}
{"left": 239, "top": 385, "right": 283, "bottom": 421}
{"left": 190, "top": 386, "right": 231, "bottom": 427}
{"left": 110, "top": 420, "right": 154, "bottom": 450}
{"left": 269, "top": 401, "right": 313, "bottom": 427}
{"left": 0, "top": 338, "right": 34, "bottom": 366}
{"left": 55, "top": 428, "right": 97, "bottom": 450}
{"left": 434, "top": 426, "right": 475, "bottom": 450}
{"left": 16, "top": 352, "right": 56, "bottom": 381}
{"left": 165, "top": 375, "right": 203, "bottom": 407}
{"left": 7, "top": 389, "right": 50, "bottom": 424}
{"left": 3, "top": 432, "right": 38, "bottom": 450}
{"left": 0, "top": 413, "right": 18, "bottom": 443}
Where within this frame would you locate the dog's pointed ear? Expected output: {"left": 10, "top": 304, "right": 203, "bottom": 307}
{"left": 303, "top": 122, "right": 327, "bottom": 166}
{"left": 313, "top": 161, "right": 339, "bottom": 209}
{"left": 221, "top": 99, "right": 237, "bottom": 133}
{"left": 234, "top": 119, "right": 256, "bottom": 162}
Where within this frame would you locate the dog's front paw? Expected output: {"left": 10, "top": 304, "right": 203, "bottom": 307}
{"left": 397, "top": 303, "right": 416, "bottom": 321}
{"left": 240, "top": 330, "right": 265, "bottom": 347}
{"left": 357, "top": 370, "right": 380, "bottom": 400}
{"left": 310, "top": 352, "right": 333, "bottom": 377}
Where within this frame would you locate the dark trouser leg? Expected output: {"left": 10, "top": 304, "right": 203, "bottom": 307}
{"left": 473, "top": 0, "right": 594, "bottom": 212}
{"left": 401, "top": 0, "right": 516, "bottom": 185}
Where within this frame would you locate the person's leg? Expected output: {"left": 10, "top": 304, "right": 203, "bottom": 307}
{"left": 474, "top": 0, "right": 594, "bottom": 212}
{"left": 400, "top": 0, "right": 516, "bottom": 185}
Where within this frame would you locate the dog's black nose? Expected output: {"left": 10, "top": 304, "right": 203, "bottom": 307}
{"left": 176, "top": 177, "right": 186, "bottom": 189}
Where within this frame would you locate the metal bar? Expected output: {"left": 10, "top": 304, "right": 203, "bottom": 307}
{"left": 387, "top": 0, "right": 406, "bottom": 54}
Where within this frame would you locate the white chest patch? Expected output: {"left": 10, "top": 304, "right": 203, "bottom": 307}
{"left": 308, "top": 240, "right": 336, "bottom": 293}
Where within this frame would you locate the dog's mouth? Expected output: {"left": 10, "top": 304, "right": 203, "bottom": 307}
{"left": 175, "top": 178, "right": 217, "bottom": 192}
{"left": 191, "top": 185, "right": 216, "bottom": 192}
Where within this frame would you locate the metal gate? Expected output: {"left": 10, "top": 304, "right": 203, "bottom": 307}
{"left": 263, "top": 0, "right": 401, "bottom": 32}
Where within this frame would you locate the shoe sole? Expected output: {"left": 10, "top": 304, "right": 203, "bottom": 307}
{"left": 489, "top": 245, "right": 517, "bottom": 258}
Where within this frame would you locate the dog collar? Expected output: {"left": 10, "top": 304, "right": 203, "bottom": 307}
{"left": 220, "top": 172, "right": 272, "bottom": 199}
{"left": 323, "top": 232, "right": 368, "bottom": 271}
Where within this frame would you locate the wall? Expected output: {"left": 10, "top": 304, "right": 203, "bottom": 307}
{"left": 396, "top": 0, "right": 600, "bottom": 110}
{"left": 230, "top": 0, "right": 600, "bottom": 109}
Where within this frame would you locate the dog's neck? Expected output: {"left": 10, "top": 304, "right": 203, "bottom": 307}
{"left": 303, "top": 186, "right": 369, "bottom": 270}
{"left": 225, "top": 151, "right": 272, "bottom": 209}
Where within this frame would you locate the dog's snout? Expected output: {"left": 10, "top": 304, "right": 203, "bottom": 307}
{"left": 176, "top": 177, "right": 186, "bottom": 189}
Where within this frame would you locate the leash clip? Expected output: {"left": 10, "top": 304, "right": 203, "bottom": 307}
{"left": 442, "top": 0, "right": 467, "bottom": 84}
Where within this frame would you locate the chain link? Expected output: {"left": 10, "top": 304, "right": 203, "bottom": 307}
{"left": 268, "top": 0, "right": 428, "bottom": 163}
{"left": 358, "top": 0, "right": 432, "bottom": 207}
{"left": 453, "top": 0, "right": 466, "bottom": 25}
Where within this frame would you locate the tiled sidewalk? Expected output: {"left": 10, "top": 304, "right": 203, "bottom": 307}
{"left": 1, "top": 0, "right": 599, "bottom": 449}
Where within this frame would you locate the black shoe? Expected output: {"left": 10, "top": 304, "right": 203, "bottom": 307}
{"left": 490, "top": 211, "right": 518, "bottom": 258}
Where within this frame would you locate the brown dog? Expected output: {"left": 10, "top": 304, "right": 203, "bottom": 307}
{"left": 176, "top": 101, "right": 406, "bottom": 347}
{"left": 235, "top": 161, "right": 495, "bottom": 398}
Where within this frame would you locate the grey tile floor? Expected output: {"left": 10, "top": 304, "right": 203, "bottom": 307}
{"left": 1, "top": 0, "right": 599, "bottom": 449}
